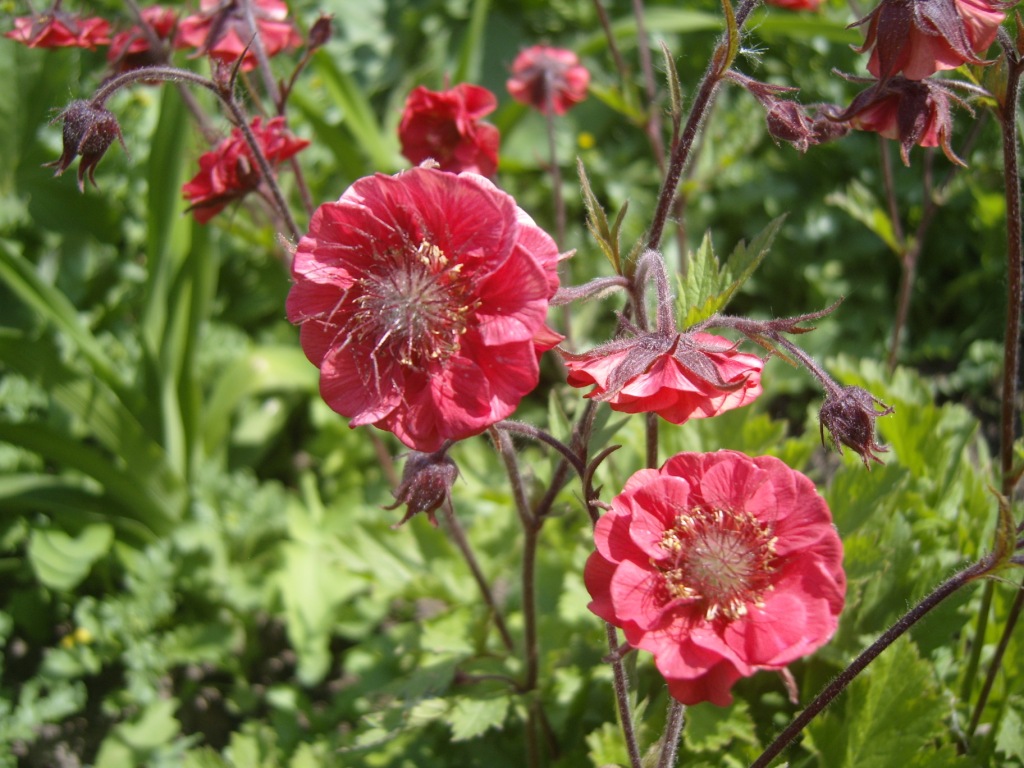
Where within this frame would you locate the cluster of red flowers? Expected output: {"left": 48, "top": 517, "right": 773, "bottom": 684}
{"left": 282, "top": 42, "right": 856, "bottom": 707}
{"left": 12, "top": 1, "right": 869, "bottom": 708}
{"left": 840, "top": 0, "right": 1006, "bottom": 163}
{"left": 182, "top": 116, "right": 308, "bottom": 223}
{"left": 7, "top": 0, "right": 300, "bottom": 72}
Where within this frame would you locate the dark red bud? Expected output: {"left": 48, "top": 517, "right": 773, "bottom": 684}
{"left": 819, "top": 386, "right": 895, "bottom": 468}
{"left": 385, "top": 450, "right": 459, "bottom": 526}
{"left": 44, "top": 100, "right": 125, "bottom": 192}
{"left": 308, "top": 14, "right": 332, "bottom": 49}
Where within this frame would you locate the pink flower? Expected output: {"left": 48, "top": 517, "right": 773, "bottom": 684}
{"left": 6, "top": 11, "right": 110, "bottom": 48}
{"left": 182, "top": 116, "right": 309, "bottom": 223}
{"left": 832, "top": 76, "right": 968, "bottom": 166}
{"left": 176, "top": 0, "right": 300, "bottom": 72}
{"left": 853, "top": 0, "right": 1006, "bottom": 81}
{"left": 562, "top": 332, "right": 763, "bottom": 424}
{"left": 398, "top": 84, "right": 500, "bottom": 176}
{"left": 107, "top": 6, "right": 178, "bottom": 73}
{"left": 765, "top": 0, "right": 824, "bottom": 11}
{"left": 286, "top": 167, "right": 563, "bottom": 452}
{"left": 506, "top": 46, "right": 590, "bottom": 115}
{"left": 585, "top": 451, "right": 846, "bottom": 706}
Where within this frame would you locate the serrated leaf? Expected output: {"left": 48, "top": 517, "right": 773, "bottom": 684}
{"left": 447, "top": 694, "right": 511, "bottom": 741}
{"left": 578, "top": 159, "right": 623, "bottom": 274}
{"left": 719, "top": 215, "right": 785, "bottom": 303}
{"left": 996, "top": 705, "right": 1024, "bottom": 762}
{"left": 677, "top": 232, "right": 720, "bottom": 324}
{"left": 808, "top": 639, "right": 952, "bottom": 767}
{"left": 684, "top": 700, "right": 757, "bottom": 752}
{"left": 27, "top": 524, "right": 113, "bottom": 591}
{"left": 677, "top": 219, "right": 783, "bottom": 327}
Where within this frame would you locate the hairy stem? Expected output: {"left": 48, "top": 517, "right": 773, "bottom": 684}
{"left": 969, "top": 40, "right": 1024, "bottom": 733}
{"left": 606, "top": 623, "right": 643, "bottom": 768}
{"left": 90, "top": 65, "right": 302, "bottom": 241}
{"left": 750, "top": 557, "right": 992, "bottom": 768}
{"left": 657, "top": 700, "right": 686, "bottom": 768}
{"left": 645, "top": 0, "right": 760, "bottom": 251}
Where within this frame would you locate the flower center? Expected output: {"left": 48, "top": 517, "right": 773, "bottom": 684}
{"left": 659, "top": 506, "right": 778, "bottom": 621}
{"left": 350, "top": 241, "right": 474, "bottom": 370}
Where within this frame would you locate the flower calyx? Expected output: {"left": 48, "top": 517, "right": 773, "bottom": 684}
{"left": 819, "top": 385, "right": 895, "bottom": 467}
{"left": 829, "top": 76, "right": 975, "bottom": 167}
{"left": 45, "top": 100, "right": 126, "bottom": 192}
{"left": 385, "top": 449, "right": 460, "bottom": 527}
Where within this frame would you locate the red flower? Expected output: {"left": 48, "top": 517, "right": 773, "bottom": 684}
{"left": 182, "top": 116, "right": 308, "bottom": 223}
{"left": 107, "top": 6, "right": 178, "bottom": 72}
{"left": 286, "top": 167, "right": 563, "bottom": 452}
{"left": 833, "top": 76, "right": 968, "bottom": 166}
{"left": 765, "top": 0, "right": 824, "bottom": 11}
{"left": 6, "top": 11, "right": 110, "bottom": 49}
{"left": 853, "top": 0, "right": 1006, "bottom": 81}
{"left": 176, "top": 0, "right": 300, "bottom": 72}
{"left": 506, "top": 46, "right": 590, "bottom": 115}
{"left": 585, "top": 451, "right": 845, "bottom": 706}
{"left": 398, "top": 84, "right": 500, "bottom": 176}
{"left": 562, "top": 332, "right": 763, "bottom": 424}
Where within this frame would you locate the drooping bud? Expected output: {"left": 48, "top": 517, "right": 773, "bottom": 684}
{"left": 44, "top": 100, "right": 126, "bottom": 192}
{"left": 727, "top": 72, "right": 849, "bottom": 152}
{"left": 385, "top": 451, "right": 460, "bottom": 526}
{"left": 819, "top": 386, "right": 895, "bottom": 468}
{"left": 307, "top": 14, "right": 333, "bottom": 50}
{"left": 828, "top": 76, "right": 971, "bottom": 167}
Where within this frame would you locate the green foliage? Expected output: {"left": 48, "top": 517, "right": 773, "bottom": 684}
{"left": 677, "top": 217, "right": 785, "bottom": 327}
{"left": 0, "top": 0, "right": 1020, "bottom": 765}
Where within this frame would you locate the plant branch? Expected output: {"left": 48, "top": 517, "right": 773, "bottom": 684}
{"left": 645, "top": 0, "right": 760, "bottom": 251}
{"left": 750, "top": 557, "right": 993, "bottom": 768}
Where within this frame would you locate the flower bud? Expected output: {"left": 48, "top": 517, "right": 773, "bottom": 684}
{"left": 385, "top": 451, "right": 459, "bottom": 526}
{"left": 819, "top": 386, "right": 895, "bottom": 468}
{"left": 307, "top": 14, "right": 333, "bottom": 50}
{"left": 45, "top": 100, "right": 125, "bottom": 192}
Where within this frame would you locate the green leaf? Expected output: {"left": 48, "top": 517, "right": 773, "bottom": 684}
{"left": 677, "top": 231, "right": 719, "bottom": 324}
{"left": 27, "top": 524, "right": 113, "bottom": 591}
{"left": 452, "top": 0, "right": 490, "bottom": 84}
{"left": 996, "top": 705, "right": 1024, "bottom": 763}
{"left": 684, "top": 700, "right": 757, "bottom": 752}
{"left": 447, "top": 694, "right": 511, "bottom": 741}
{"left": 808, "top": 639, "right": 954, "bottom": 767}
{"left": 578, "top": 158, "right": 626, "bottom": 274}
{"left": 0, "top": 420, "right": 180, "bottom": 535}
{"left": 202, "top": 346, "right": 318, "bottom": 455}
{"left": 826, "top": 180, "right": 901, "bottom": 255}
{"left": 116, "top": 698, "right": 180, "bottom": 750}
{"left": 0, "top": 239, "right": 134, "bottom": 408}
{"left": 311, "top": 52, "right": 398, "bottom": 172}
{"left": 678, "top": 218, "right": 783, "bottom": 327}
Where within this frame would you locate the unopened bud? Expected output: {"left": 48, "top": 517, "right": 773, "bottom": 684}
{"left": 44, "top": 100, "right": 125, "bottom": 192}
{"left": 819, "top": 386, "right": 894, "bottom": 468}
{"left": 385, "top": 450, "right": 459, "bottom": 526}
{"left": 308, "top": 14, "right": 332, "bottom": 50}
